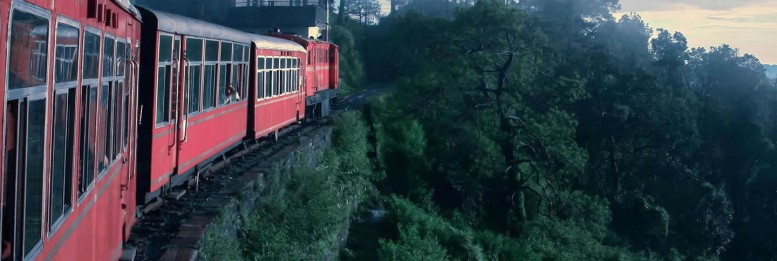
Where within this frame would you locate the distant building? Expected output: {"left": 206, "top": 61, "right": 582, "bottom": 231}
{"left": 135, "top": 0, "right": 233, "bottom": 24}
{"left": 225, "top": 2, "right": 329, "bottom": 40}
{"left": 135, "top": 0, "right": 329, "bottom": 40}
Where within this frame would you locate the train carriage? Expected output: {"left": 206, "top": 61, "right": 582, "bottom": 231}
{"left": 250, "top": 39, "right": 308, "bottom": 140}
{"left": 268, "top": 33, "right": 339, "bottom": 118}
{"left": 136, "top": 8, "right": 253, "bottom": 203}
{"left": 0, "top": 2, "right": 339, "bottom": 260}
{"left": 1, "top": 0, "right": 142, "bottom": 260}
{"left": 135, "top": 8, "right": 308, "bottom": 205}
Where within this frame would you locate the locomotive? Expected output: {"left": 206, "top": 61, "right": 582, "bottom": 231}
{"left": 0, "top": 0, "right": 339, "bottom": 260}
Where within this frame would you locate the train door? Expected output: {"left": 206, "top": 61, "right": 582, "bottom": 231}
{"left": 152, "top": 33, "right": 180, "bottom": 196}
{"left": 122, "top": 39, "right": 140, "bottom": 240}
{"left": 175, "top": 35, "right": 188, "bottom": 169}
{"left": 120, "top": 33, "right": 137, "bottom": 238}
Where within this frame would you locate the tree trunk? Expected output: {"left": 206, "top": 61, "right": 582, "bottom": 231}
{"left": 338, "top": 0, "right": 347, "bottom": 24}
{"left": 609, "top": 135, "right": 620, "bottom": 201}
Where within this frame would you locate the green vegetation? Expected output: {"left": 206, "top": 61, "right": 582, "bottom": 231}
{"left": 200, "top": 112, "right": 379, "bottom": 261}
{"left": 330, "top": 25, "right": 367, "bottom": 95}
{"left": 208, "top": 1, "right": 777, "bottom": 260}
{"left": 343, "top": 0, "right": 777, "bottom": 260}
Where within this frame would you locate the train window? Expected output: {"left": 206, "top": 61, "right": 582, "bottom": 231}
{"left": 103, "top": 37, "right": 115, "bottom": 77}
{"left": 186, "top": 38, "right": 203, "bottom": 62}
{"left": 156, "top": 67, "right": 170, "bottom": 124}
{"left": 49, "top": 89, "right": 76, "bottom": 230}
{"left": 79, "top": 86, "right": 97, "bottom": 196}
{"left": 288, "top": 70, "right": 293, "bottom": 93}
{"left": 203, "top": 65, "right": 216, "bottom": 109}
{"left": 264, "top": 69, "right": 271, "bottom": 98}
{"left": 206, "top": 40, "right": 219, "bottom": 62}
{"left": 257, "top": 71, "right": 263, "bottom": 99}
{"left": 287, "top": 66, "right": 292, "bottom": 93}
{"left": 286, "top": 59, "right": 291, "bottom": 93}
{"left": 257, "top": 57, "right": 265, "bottom": 99}
{"left": 279, "top": 65, "right": 285, "bottom": 95}
{"left": 231, "top": 65, "right": 238, "bottom": 100}
{"left": 263, "top": 58, "right": 271, "bottom": 98}
{"left": 3, "top": 97, "right": 47, "bottom": 258}
{"left": 243, "top": 46, "right": 249, "bottom": 64}
{"left": 218, "top": 64, "right": 229, "bottom": 105}
{"left": 113, "top": 84, "right": 122, "bottom": 158}
{"left": 274, "top": 70, "right": 280, "bottom": 96}
{"left": 268, "top": 59, "right": 274, "bottom": 96}
{"left": 219, "top": 42, "right": 232, "bottom": 106}
{"left": 159, "top": 35, "right": 172, "bottom": 63}
{"left": 233, "top": 45, "right": 242, "bottom": 62}
{"left": 276, "top": 57, "right": 281, "bottom": 95}
{"left": 8, "top": 9, "right": 49, "bottom": 91}
{"left": 54, "top": 23, "right": 80, "bottom": 84}
{"left": 221, "top": 42, "right": 233, "bottom": 63}
{"left": 188, "top": 66, "right": 202, "bottom": 114}
{"left": 230, "top": 45, "right": 243, "bottom": 101}
{"left": 98, "top": 83, "right": 111, "bottom": 174}
{"left": 186, "top": 38, "right": 203, "bottom": 114}
{"left": 288, "top": 58, "right": 293, "bottom": 92}
{"left": 83, "top": 31, "right": 100, "bottom": 79}
{"left": 23, "top": 98, "right": 45, "bottom": 257}
{"left": 204, "top": 40, "right": 218, "bottom": 109}
{"left": 116, "top": 41, "right": 126, "bottom": 77}
{"left": 156, "top": 35, "right": 172, "bottom": 124}
{"left": 0, "top": 94, "right": 47, "bottom": 259}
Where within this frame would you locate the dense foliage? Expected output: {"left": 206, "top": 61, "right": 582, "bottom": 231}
{"left": 200, "top": 112, "right": 379, "bottom": 261}
{"left": 343, "top": 0, "right": 777, "bottom": 260}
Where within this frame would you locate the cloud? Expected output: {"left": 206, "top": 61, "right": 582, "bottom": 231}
{"left": 615, "top": 1, "right": 777, "bottom": 64}
{"left": 619, "top": 0, "right": 772, "bottom": 12}
{"left": 705, "top": 13, "right": 777, "bottom": 23}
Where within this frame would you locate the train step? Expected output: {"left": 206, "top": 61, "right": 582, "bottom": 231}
{"left": 165, "top": 189, "right": 187, "bottom": 201}
{"left": 119, "top": 246, "right": 137, "bottom": 261}
{"left": 141, "top": 199, "right": 165, "bottom": 215}
{"left": 160, "top": 248, "right": 198, "bottom": 261}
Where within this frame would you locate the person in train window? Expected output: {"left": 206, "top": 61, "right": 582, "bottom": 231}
{"left": 225, "top": 83, "right": 240, "bottom": 103}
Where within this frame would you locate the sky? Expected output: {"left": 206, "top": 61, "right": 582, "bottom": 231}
{"left": 616, "top": 0, "right": 777, "bottom": 64}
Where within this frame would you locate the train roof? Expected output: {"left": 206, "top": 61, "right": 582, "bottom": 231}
{"left": 112, "top": 0, "right": 142, "bottom": 20}
{"left": 136, "top": 7, "right": 306, "bottom": 53}
{"left": 266, "top": 33, "right": 338, "bottom": 49}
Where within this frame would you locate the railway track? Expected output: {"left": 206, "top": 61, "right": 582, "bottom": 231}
{"left": 126, "top": 119, "right": 323, "bottom": 261}
{"left": 125, "top": 85, "right": 389, "bottom": 261}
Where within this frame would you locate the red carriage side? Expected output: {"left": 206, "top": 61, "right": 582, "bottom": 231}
{"left": 266, "top": 34, "right": 339, "bottom": 118}
{"left": 135, "top": 8, "right": 256, "bottom": 204}
{"left": 250, "top": 39, "right": 307, "bottom": 139}
{"left": 1, "top": 0, "right": 141, "bottom": 260}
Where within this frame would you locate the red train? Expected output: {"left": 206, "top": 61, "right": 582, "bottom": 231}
{"left": 0, "top": 1, "right": 339, "bottom": 260}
